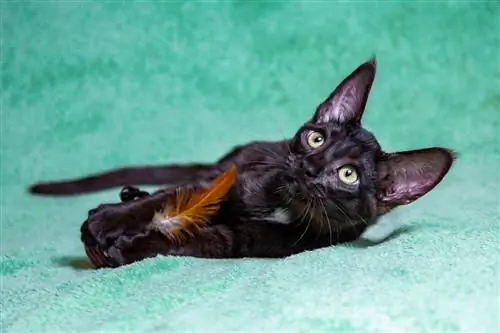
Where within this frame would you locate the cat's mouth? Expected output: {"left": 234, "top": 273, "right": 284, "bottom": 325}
{"left": 285, "top": 182, "right": 327, "bottom": 200}
{"left": 279, "top": 171, "right": 369, "bottom": 234}
{"left": 284, "top": 192, "right": 366, "bottom": 239}
{"left": 280, "top": 170, "right": 327, "bottom": 200}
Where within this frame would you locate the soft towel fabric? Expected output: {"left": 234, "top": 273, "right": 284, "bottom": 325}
{"left": 2, "top": 2, "right": 499, "bottom": 332}
{"left": 360, "top": 208, "right": 405, "bottom": 244}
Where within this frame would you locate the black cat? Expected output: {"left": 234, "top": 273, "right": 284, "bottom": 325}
{"left": 30, "top": 58, "right": 455, "bottom": 267}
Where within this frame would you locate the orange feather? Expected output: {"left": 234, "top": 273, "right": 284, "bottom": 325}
{"left": 155, "top": 165, "right": 237, "bottom": 241}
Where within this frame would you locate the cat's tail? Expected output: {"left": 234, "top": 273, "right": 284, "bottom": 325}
{"left": 28, "top": 164, "right": 214, "bottom": 196}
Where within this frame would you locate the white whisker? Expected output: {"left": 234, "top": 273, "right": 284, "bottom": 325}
{"left": 319, "top": 199, "right": 333, "bottom": 246}
{"left": 250, "top": 147, "right": 285, "bottom": 162}
{"left": 293, "top": 200, "right": 312, "bottom": 246}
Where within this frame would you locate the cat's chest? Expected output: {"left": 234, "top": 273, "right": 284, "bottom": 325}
{"left": 264, "top": 207, "right": 292, "bottom": 224}
{"left": 222, "top": 143, "right": 293, "bottom": 224}
{"left": 231, "top": 172, "right": 293, "bottom": 225}
{"left": 238, "top": 204, "right": 292, "bottom": 225}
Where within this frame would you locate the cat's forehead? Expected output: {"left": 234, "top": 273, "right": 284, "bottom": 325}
{"left": 352, "top": 126, "right": 382, "bottom": 152}
{"left": 301, "top": 122, "right": 381, "bottom": 152}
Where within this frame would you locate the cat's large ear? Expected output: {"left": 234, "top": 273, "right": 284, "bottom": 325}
{"left": 376, "top": 148, "right": 456, "bottom": 207}
{"left": 312, "top": 57, "right": 376, "bottom": 124}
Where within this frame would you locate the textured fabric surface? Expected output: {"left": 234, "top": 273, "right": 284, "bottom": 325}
{"left": 2, "top": 2, "right": 499, "bottom": 332}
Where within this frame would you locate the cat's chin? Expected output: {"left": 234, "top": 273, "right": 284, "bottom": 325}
{"left": 281, "top": 182, "right": 327, "bottom": 202}
{"left": 281, "top": 189, "right": 370, "bottom": 227}
{"left": 284, "top": 198, "right": 361, "bottom": 234}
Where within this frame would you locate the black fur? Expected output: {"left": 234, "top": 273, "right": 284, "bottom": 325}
{"left": 30, "top": 58, "right": 456, "bottom": 267}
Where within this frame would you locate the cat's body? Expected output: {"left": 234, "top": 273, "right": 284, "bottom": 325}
{"left": 80, "top": 138, "right": 366, "bottom": 267}
{"left": 31, "top": 59, "right": 455, "bottom": 267}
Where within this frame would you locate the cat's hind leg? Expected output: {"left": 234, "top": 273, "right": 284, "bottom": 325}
{"left": 119, "top": 186, "right": 150, "bottom": 202}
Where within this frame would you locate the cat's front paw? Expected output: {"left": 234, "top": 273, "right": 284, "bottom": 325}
{"left": 81, "top": 207, "right": 121, "bottom": 252}
{"left": 81, "top": 209, "right": 150, "bottom": 267}
{"left": 105, "top": 230, "right": 170, "bottom": 266}
{"left": 81, "top": 191, "right": 173, "bottom": 267}
{"left": 87, "top": 203, "right": 115, "bottom": 217}
{"left": 83, "top": 242, "right": 118, "bottom": 268}
{"left": 82, "top": 220, "right": 171, "bottom": 268}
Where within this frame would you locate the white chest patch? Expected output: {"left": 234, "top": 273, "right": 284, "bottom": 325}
{"left": 268, "top": 208, "right": 291, "bottom": 224}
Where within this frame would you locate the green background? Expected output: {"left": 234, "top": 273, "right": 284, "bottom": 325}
{"left": 2, "top": 1, "right": 499, "bottom": 332}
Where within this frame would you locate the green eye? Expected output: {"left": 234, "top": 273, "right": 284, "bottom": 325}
{"left": 338, "top": 165, "right": 358, "bottom": 184}
{"left": 306, "top": 131, "right": 325, "bottom": 148}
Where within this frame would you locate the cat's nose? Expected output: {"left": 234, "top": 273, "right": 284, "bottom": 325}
{"left": 304, "top": 166, "right": 318, "bottom": 178}
{"left": 301, "top": 161, "right": 319, "bottom": 178}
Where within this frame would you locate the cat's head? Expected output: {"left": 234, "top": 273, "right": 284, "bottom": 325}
{"left": 282, "top": 58, "right": 455, "bottom": 234}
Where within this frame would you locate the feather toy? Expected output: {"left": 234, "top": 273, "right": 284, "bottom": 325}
{"left": 151, "top": 165, "right": 237, "bottom": 242}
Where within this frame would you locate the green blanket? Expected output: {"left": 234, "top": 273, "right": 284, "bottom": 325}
{"left": 2, "top": 2, "right": 498, "bottom": 332}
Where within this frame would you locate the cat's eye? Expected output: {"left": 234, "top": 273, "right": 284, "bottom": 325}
{"left": 306, "top": 131, "right": 325, "bottom": 148}
{"left": 338, "top": 165, "right": 358, "bottom": 184}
